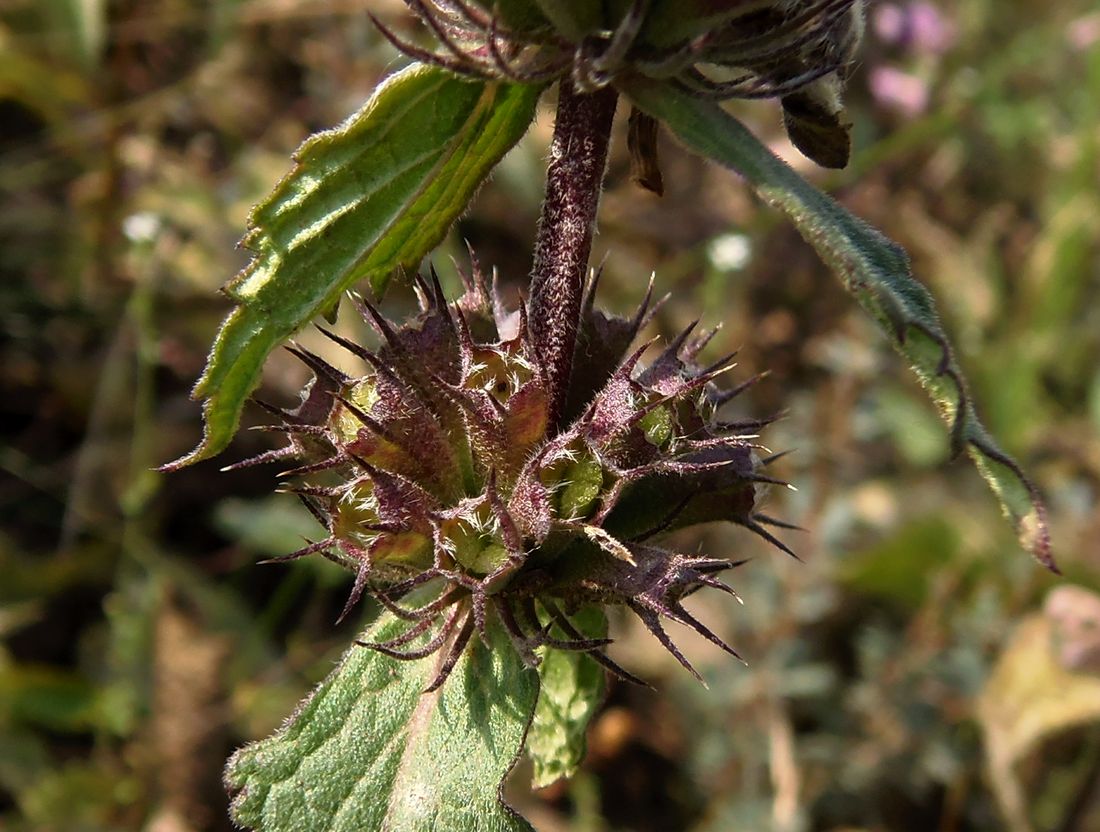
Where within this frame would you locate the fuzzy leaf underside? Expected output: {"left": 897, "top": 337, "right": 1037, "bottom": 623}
{"left": 164, "top": 65, "right": 541, "bottom": 469}
{"left": 226, "top": 612, "right": 539, "bottom": 832}
{"left": 527, "top": 606, "right": 607, "bottom": 788}
{"left": 625, "top": 79, "right": 1054, "bottom": 570}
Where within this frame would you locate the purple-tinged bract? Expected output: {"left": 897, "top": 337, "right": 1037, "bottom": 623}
{"left": 240, "top": 258, "right": 793, "bottom": 689}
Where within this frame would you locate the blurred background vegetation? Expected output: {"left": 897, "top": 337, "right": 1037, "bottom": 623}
{"left": 2, "top": 1, "right": 1100, "bottom": 830}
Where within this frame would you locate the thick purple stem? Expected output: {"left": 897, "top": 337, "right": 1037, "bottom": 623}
{"left": 529, "top": 79, "right": 618, "bottom": 433}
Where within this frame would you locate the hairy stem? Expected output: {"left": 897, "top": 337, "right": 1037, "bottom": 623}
{"left": 529, "top": 79, "right": 618, "bottom": 433}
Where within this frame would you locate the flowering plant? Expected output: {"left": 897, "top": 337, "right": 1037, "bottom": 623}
{"left": 164, "top": 3, "right": 1055, "bottom": 830}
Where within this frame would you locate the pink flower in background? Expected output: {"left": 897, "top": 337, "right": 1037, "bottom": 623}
{"left": 874, "top": 2, "right": 957, "bottom": 55}
{"left": 870, "top": 3, "right": 955, "bottom": 116}
{"left": 869, "top": 66, "right": 930, "bottom": 117}
{"left": 1067, "top": 13, "right": 1100, "bottom": 51}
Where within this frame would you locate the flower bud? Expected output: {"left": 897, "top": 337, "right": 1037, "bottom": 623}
{"left": 381, "top": 1, "right": 865, "bottom": 167}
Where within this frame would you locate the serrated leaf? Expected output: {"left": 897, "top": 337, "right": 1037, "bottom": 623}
{"left": 164, "top": 65, "right": 541, "bottom": 470}
{"left": 527, "top": 607, "right": 607, "bottom": 788}
{"left": 226, "top": 612, "right": 539, "bottom": 832}
{"left": 625, "top": 79, "right": 1054, "bottom": 570}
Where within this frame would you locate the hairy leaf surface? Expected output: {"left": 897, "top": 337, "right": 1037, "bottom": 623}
{"left": 226, "top": 613, "right": 539, "bottom": 832}
{"left": 527, "top": 607, "right": 607, "bottom": 788}
{"left": 626, "top": 79, "right": 1054, "bottom": 569}
{"left": 165, "top": 65, "right": 541, "bottom": 469}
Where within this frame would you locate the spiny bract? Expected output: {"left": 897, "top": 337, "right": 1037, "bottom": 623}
{"left": 234, "top": 257, "right": 796, "bottom": 690}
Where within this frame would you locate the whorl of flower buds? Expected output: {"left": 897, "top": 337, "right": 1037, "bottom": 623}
{"left": 232, "top": 256, "right": 796, "bottom": 689}
{"left": 373, "top": 0, "right": 865, "bottom": 168}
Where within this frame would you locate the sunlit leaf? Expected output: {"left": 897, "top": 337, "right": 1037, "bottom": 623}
{"left": 625, "top": 78, "right": 1054, "bottom": 570}
{"left": 164, "top": 65, "right": 541, "bottom": 470}
{"left": 226, "top": 612, "right": 539, "bottom": 832}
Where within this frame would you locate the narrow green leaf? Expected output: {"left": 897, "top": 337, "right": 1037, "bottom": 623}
{"left": 226, "top": 612, "right": 539, "bottom": 832}
{"left": 527, "top": 607, "right": 607, "bottom": 788}
{"left": 624, "top": 79, "right": 1055, "bottom": 570}
{"left": 164, "top": 65, "right": 541, "bottom": 470}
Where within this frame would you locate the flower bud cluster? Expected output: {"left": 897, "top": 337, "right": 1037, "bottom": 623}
{"left": 376, "top": 0, "right": 865, "bottom": 167}
{"left": 238, "top": 259, "right": 795, "bottom": 688}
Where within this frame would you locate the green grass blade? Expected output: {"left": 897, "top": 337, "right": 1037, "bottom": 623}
{"left": 226, "top": 613, "right": 539, "bottom": 832}
{"left": 163, "top": 65, "right": 541, "bottom": 470}
{"left": 624, "top": 79, "right": 1054, "bottom": 570}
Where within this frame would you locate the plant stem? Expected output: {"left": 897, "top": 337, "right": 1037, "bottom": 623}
{"left": 529, "top": 79, "right": 617, "bottom": 433}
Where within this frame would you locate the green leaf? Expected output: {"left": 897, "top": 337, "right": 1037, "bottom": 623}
{"left": 624, "top": 79, "right": 1055, "bottom": 570}
{"left": 470, "top": 1, "right": 553, "bottom": 34}
{"left": 531, "top": 1, "right": 604, "bottom": 40}
{"left": 838, "top": 517, "right": 959, "bottom": 609}
{"left": 164, "top": 65, "right": 541, "bottom": 470}
{"left": 557, "top": 453, "right": 605, "bottom": 521}
{"left": 635, "top": 1, "right": 779, "bottom": 51}
{"left": 226, "top": 612, "right": 539, "bottom": 832}
{"left": 527, "top": 607, "right": 607, "bottom": 788}
{"left": 0, "top": 665, "right": 98, "bottom": 733}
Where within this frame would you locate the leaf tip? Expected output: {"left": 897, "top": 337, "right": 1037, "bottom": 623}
{"left": 1019, "top": 501, "right": 1058, "bottom": 575}
{"left": 158, "top": 401, "right": 236, "bottom": 472}
{"left": 156, "top": 442, "right": 210, "bottom": 473}
{"left": 970, "top": 437, "right": 1059, "bottom": 574}
{"left": 158, "top": 449, "right": 223, "bottom": 474}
